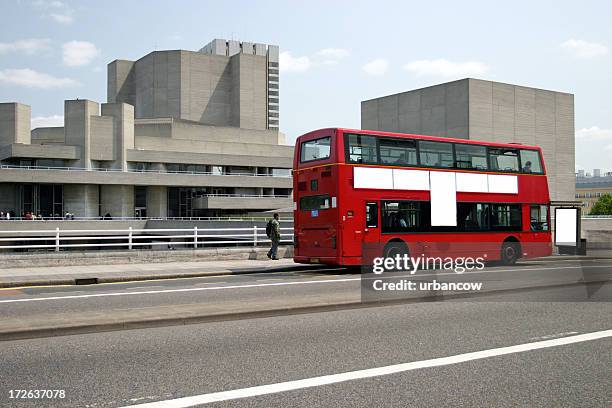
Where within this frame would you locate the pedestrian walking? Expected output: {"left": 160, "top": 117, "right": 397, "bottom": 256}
{"left": 266, "top": 213, "right": 281, "bottom": 260}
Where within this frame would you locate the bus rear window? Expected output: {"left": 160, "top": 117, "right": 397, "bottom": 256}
{"left": 300, "top": 137, "right": 331, "bottom": 162}
{"left": 300, "top": 194, "right": 331, "bottom": 211}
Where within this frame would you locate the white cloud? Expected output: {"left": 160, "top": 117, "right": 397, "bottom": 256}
{"left": 315, "top": 48, "right": 350, "bottom": 65}
{"left": 50, "top": 13, "right": 73, "bottom": 24}
{"left": 561, "top": 39, "right": 608, "bottom": 58}
{"left": 62, "top": 41, "right": 100, "bottom": 66}
{"left": 362, "top": 59, "right": 389, "bottom": 76}
{"left": 33, "top": 0, "right": 74, "bottom": 24}
{"left": 576, "top": 126, "right": 612, "bottom": 140}
{"left": 279, "top": 51, "right": 311, "bottom": 73}
{"left": 0, "top": 68, "right": 79, "bottom": 89}
{"left": 0, "top": 38, "right": 51, "bottom": 55}
{"left": 403, "top": 59, "right": 488, "bottom": 77}
{"left": 31, "top": 114, "right": 64, "bottom": 129}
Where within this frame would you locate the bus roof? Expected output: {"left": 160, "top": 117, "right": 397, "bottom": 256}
{"left": 298, "top": 128, "right": 543, "bottom": 151}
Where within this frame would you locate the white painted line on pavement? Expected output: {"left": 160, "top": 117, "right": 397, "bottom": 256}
{"left": 1, "top": 264, "right": 610, "bottom": 304}
{"left": 119, "top": 329, "right": 612, "bottom": 407}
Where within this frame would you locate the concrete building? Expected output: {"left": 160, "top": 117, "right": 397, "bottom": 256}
{"left": 576, "top": 172, "right": 612, "bottom": 212}
{"left": 0, "top": 39, "right": 292, "bottom": 219}
{"left": 361, "top": 78, "right": 575, "bottom": 201}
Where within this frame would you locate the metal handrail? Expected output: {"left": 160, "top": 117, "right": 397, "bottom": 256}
{"left": 0, "top": 164, "right": 292, "bottom": 178}
{"left": 0, "top": 226, "right": 294, "bottom": 251}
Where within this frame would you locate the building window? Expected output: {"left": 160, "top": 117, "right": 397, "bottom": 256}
{"left": 455, "top": 144, "right": 488, "bottom": 170}
{"left": 271, "top": 168, "right": 291, "bottom": 177}
{"left": 418, "top": 140, "right": 454, "bottom": 168}
{"left": 489, "top": 148, "right": 519, "bottom": 172}
{"left": 379, "top": 138, "right": 417, "bottom": 166}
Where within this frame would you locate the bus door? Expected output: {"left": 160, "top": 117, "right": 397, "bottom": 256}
{"left": 364, "top": 202, "right": 380, "bottom": 244}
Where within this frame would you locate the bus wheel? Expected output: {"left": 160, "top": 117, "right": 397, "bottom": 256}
{"left": 383, "top": 241, "right": 409, "bottom": 259}
{"left": 500, "top": 241, "right": 520, "bottom": 265}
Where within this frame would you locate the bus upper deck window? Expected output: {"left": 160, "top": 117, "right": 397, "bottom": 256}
{"left": 300, "top": 137, "right": 331, "bottom": 162}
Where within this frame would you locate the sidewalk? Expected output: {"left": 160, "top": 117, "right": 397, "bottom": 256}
{"left": 0, "top": 258, "right": 303, "bottom": 288}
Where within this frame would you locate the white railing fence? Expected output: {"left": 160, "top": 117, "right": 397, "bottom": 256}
{"left": 0, "top": 227, "right": 294, "bottom": 252}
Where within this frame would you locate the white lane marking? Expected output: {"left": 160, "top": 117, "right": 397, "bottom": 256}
{"left": 529, "top": 331, "right": 579, "bottom": 341}
{"left": 1, "top": 263, "right": 610, "bottom": 304}
{"left": 120, "top": 329, "right": 612, "bottom": 408}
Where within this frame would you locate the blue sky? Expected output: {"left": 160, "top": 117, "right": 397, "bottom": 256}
{"left": 1, "top": 0, "right": 611, "bottom": 172}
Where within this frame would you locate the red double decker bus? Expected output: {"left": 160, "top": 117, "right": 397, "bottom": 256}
{"left": 293, "top": 128, "right": 552, "bottom": 266}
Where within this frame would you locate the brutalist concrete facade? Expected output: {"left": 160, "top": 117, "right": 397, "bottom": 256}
{"left": 108, "top": 39, "right": 279, "bottom": 130}
{"left": 361, "top": 78, "right": 575, "bottom": 201}
{"left": 0, "top": 40, "right": 291, "bottom": 219}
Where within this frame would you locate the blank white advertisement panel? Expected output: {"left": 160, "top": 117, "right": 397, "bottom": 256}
{"left": 456, "top": 172, "right": 488, "bottom": 193}
{"left": 353, "top": 167, "right": 393, "bottom": 189}
{"left": 555, "top": 208, "right": 578, "bottom": 246}
{"left": 392, "top": 169, "right": 430, "bottom": 191}
{"left": 429, "top": 171, "right": 456, "bottom": 226}
{"left": 487, "top": 174, "right": 518, "bottom": 194}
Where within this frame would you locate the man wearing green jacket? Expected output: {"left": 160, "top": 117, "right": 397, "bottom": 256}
{"left": 267, "top": 213, "right": 281, "bottom": 260}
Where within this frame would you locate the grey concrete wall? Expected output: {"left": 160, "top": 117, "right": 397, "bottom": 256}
{"left": 180, "top": 50, "right": 232, "bottom": 125}
{"left": 63, "top": 184, "right": 99, "bottom": 217}
{"left": 127, "top": 149, "right": 292, "bottom": 168}
{"left": 132, "top": 51, "right": 181, "bottom": 120}
{"left": 191, "top": 196, "right": 291, "bottom": 210}
{"left": 146, "top": 186, "right": 167, "bottom": 218}
{"left": 230, "top": 53, "right": 268, "bottom": 130}
{"left": 0, "top": 168, "right": 293, "bottom": 188}
{"left": 133, "top": 118, "right": 281, "bottom": 145}
{"left": 89, "top": 116, "right": 114, "bottom": 161}
{"left": 361, "top": 79, "right": 469, "bottom": 138}
{"left": 467, "top": 79, "right": 575, "bottom": 201}
{"left": 107, "top": 60, "right": 135, "bottom": 105}
{"left": 134, "top": 135, "right": 292, "bottom": 158}
{"left": 64, "top": 99, "right": 99, "bottom": 169}
{"left": 101, "top": 103, "right": 135, "bottom": 170}
{"left": 100, "top": 185, "right": 134, "bottom": 217}
{"left": 31, "top": 127, "right": 65, "bottom": 144}
{"left": 0, "top": 103, "right": 31, "bottom": 146}
{"left": 0, "top": 144, "right": 79, "bottom": 161}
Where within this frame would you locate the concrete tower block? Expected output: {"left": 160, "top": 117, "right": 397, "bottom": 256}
{"left": 101, "top": 103, "right": 135, "bottom": 170}
{"left": 107, "top": 60, "right": 135, "bottom": 105}
{"left": 0, "top": 102, "right": 31, "bottom": 146}
{"left": 64, "top": 99, "right": 100, "bottom": 169}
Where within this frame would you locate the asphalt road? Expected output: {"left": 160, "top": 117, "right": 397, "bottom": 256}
{"left": 0, "top": 285, "right": 610, "bottom": 407}
{"left": 1, "top": 258, "right": 610, "bottom": 328}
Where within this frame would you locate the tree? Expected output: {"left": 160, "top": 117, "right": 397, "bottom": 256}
{"left": 589, "top": 193, "right": 612, "bottom": 215}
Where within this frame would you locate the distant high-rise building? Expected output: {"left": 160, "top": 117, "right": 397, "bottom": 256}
{"left": 577, "top": 169, "right": 585, "bottom": 178}
{"left": 593, "top": 168, "right": 601, "bottom": 177}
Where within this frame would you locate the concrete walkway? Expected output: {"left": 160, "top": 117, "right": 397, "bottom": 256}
{"left": 0, "top": 258, "right": 301, "bottom": 288}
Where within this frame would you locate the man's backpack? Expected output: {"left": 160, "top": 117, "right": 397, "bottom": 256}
{"left": 265, "top": 219, "right": 273, "bottom": 238}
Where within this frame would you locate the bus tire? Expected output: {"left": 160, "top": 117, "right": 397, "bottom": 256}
{"left": 383, "top": 240, "right": 409, "bottom": 259}
{"left": 500, "top": 240, "right": 520, "bottom": 265}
